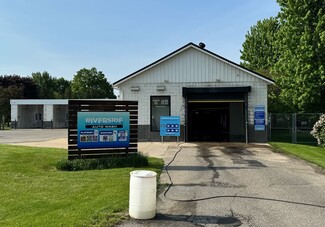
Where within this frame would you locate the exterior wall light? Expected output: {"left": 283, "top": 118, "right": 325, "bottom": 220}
{"left": 156, "top": 85, "right": 165, "bottom": 91}
{"left": 131, "top": 86, "right": 140, "bottom": 91}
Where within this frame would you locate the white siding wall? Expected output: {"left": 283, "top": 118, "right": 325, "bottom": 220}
{"left": 120, "top": 48, "right": 261, "bottom": 84}
{"left": 43, "top": 104, "right": 54, "bottom": 121}
{"left": 11, "top": 104, "right": 18, "bottom": 121}
{"left": 116, "top": 46, "right": 269, "bottom": 126}
{"left": 248, "top": 82, "right": 269, "bottom": 125}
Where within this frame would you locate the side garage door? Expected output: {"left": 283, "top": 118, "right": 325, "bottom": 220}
{"left": 183, "top": 87, "right": 251, "bottom": 142}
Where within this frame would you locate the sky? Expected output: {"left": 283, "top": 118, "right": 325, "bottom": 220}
{"left": 0, "top": 0, "right": 280, "bottom": 83}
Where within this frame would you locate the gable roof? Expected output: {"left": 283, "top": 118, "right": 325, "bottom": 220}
{"left": 113, "top": 42, "right": 274, "bottom": 86}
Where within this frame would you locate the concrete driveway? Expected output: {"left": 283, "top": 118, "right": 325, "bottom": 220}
{"left": 1, "top": 130, "right": 325, "bottom": 226}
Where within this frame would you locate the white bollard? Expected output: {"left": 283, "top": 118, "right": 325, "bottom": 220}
{"left": 129, "top": 170, "right": 157, "bottom": 219}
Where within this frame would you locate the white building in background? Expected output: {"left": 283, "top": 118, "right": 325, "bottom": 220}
{"left": 113, "top": 42, "right": 274, "bottom": 142}
{"left": 10, "top": 99, "right": 68, "bottom": 129}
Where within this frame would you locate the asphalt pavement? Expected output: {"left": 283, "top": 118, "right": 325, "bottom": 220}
{"left": 1, "top": 130, "right": 325, "bottom": 226}
{"left": 121, "top": 143, "right": 325, "bottom": 227}
{"left": 0, "top": 129, "right": 68, "bottom": 144}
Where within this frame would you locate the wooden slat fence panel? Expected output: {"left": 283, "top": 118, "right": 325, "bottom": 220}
{"left": 68, "top": 100, "right": 138, "bottom": 159}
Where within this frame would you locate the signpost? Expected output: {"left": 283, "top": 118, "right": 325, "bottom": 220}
{"left": 160, "top": 116, "right": 180, "bottom": 142}
{"left": 77, "top": 112, "right": 130, "bottom": 149}
{"left": 254, "top": 105, "right": 265, "bottom": 131}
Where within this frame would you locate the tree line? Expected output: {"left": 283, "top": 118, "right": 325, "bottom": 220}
{"left": 0, "top": 67, "right": 116, "bottom": 126}
{"left": 240, "top": 0, "right": 325, "bottom": 113}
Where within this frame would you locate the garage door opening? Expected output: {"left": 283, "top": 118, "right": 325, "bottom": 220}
{"left": 188, "top": 102, "right": 228, "bottom": 141}
{"left": 183, "top": 87, "right": 251, "bottom": 143}
{"left": 187, "top": 101, "right": 245, "bottom": 142}
{"left": 17, "top": 105, "right": 43, "bottom": 128}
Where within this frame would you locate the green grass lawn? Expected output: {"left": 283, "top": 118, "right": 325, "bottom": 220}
{"left": 269, "top": 142, "right": 325, "bottom": 169}
{"left": 0, "top": 144, "right": 164, "bottom": 226}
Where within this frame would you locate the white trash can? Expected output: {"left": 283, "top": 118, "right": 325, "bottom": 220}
{"left": 129, "top": 170, "right": 157, "bottom": 219}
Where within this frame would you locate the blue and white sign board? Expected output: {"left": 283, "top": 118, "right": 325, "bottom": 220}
{"left": 160, "top": 116, "right": 180, "bottom": 136}
{"left": 254, "top": 105, "right": 265, "bottom": 131}
{"left": 77, "top": 112, "right": 130, "bottom": 149}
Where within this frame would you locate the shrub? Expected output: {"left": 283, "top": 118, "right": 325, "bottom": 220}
{"left": 56, "top": 153, "right": 149, "bottom": 171}
{"left": 311, "top": 114, "right": 325, "bottom": 147}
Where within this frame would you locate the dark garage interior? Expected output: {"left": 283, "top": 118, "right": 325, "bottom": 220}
{"left": 187, "top": 101, "right": 245, "bottom": 142}
{"left": 183, "top": 87, "right": 250, "bottom": 143}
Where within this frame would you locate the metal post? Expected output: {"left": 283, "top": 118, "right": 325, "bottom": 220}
{"left": 184, "top": 97, "right": 188, "bottom": 142}
{"left": 294, "top": 113, "right": 297, "bottom": 144}
{"left": 292, "top": 113, "right": 297, "bottom": 144}
{"left": 245, "top": 121, "right": 248, "bottom": 144}
{"left": 269, "top": 113, "right": 272, "bottom": 142}
{"left": 1, "top": 115, "right": 4, "bottom": 130}
{"left": 245, "top": 94, "right": 249, "bottom": 144}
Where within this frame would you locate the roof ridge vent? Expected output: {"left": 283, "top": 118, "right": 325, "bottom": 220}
{"left": 199, "top": 42, "right": 206, "bottom": 49}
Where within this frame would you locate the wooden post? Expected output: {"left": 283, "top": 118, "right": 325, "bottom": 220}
{"left": 1, "top": 115, "right": 4, "bottom": 130}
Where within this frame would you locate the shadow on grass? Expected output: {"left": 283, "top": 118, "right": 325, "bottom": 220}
{"left": 56, "top": 153, "right": 150, "bottom": 171}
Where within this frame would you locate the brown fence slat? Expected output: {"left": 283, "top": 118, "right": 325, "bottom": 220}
{"left": 68, "top": 148, "right": 138, "bottom": 155}
{"left": 68, "top": 143, "right": 137, "bottom": 150}
{"left": 68, "top": 106, "right": 138, "bottom": 112}
{"left": 68, "top": 152, "right": 138, "bottom": 160}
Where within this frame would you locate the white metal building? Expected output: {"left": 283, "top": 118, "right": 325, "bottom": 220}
{"left": 10, "top": 99, "right": 68, "bottom": 129}
{"left": 113, "top": 42, "right": 274, "bottom": 142}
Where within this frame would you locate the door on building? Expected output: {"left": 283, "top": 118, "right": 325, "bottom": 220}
{"left": 183, "top": 87, "right": 250, "bottom": 142}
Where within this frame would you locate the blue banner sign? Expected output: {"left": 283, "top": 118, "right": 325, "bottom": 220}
{"left": 160, "top": 116, "right": 180, "bottom": 136}
{"left": 254, "top": 105, "right": 265, "bottom": 131}
{"left": 77, "top": 112, "right": 130, "bottom": 149}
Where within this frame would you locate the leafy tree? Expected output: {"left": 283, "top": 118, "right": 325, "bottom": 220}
{"left": 53, "top": 77, "right": 71, "bottom": 99}
{"left": 240, "top": 17, "right": 288, "bottom": 112}
{"left": 241, "top": 0, "right": 325, "bottom": 113}
{"left": 32, "top": 71, "right": 55, "bottom": 99}
{"left": 240, "top": 17, "right": 280, "bottom": 73}
{"left": 274, "top": 0, "right": 325, "bottom": 112}
{"left": 0, "top": 75, "right": 38, "bottom": 99}
{"left": 32, "top": 71, "right": 71, "bottom": 99}
{"left": 0, "top": 86, "right": 22, "bottom": 128}
{"left": 71, "top": 67, "right": 116, "bottom": 99}
{"left": 0, "top": 75, "right": 38, "bottom": 125}
{"left": 64, "top": 86, "right": 72, "bottom": 99}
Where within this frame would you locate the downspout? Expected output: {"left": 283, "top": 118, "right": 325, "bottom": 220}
{"left": 184, "top": 96, "right": 188, "bottom": 142}
{"left": 245, "top": 93, "right": 249, "bottom": 144}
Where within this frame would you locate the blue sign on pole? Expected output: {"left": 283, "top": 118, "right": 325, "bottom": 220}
{"left": 254, "top": 105, "right": 265, "bottom": 131}
{"left": 160, "top": 116, "right": 180, "bottom": 136}
{"left": 77, "top": 112, "right": 130, "bottom": 149}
